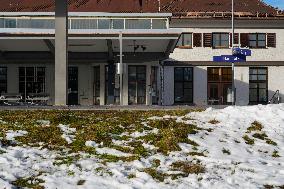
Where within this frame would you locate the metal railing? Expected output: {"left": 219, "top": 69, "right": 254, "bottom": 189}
{"left": 269, "top": 90, "right": 281, "bottom": 104}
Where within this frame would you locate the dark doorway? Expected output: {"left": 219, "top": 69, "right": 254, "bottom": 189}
{"left": 93, "top": 66, "right": 100, "bottom": 105}
{"left": 128, "top": 66, "right": 146, "bottom": 105}
{"left": 68, "top": 67, "right": 78, "bottom": 105}
{"left": 207, "top": 67, "right": 232, "bottom": 105}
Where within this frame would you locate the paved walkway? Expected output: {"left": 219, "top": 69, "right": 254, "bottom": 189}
{"left": 0, "top": 105, "right": 229, "bottom": 111}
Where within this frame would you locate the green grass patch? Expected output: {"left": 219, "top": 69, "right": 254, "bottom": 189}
{"left": 11, "top": 176, "right": 44, "bottom": 189}
{"left": 171, "top": 161, "right": 205, "bottom": 175}
{"left": 247, "top": 121, "right": 263, "bottom": 133}
{"left": 243, "top": 135, "right": 255, "bottom": 145}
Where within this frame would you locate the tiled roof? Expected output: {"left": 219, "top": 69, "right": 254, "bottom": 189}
{"left": 0, "top": 0, "right": 281, "bottom": 16}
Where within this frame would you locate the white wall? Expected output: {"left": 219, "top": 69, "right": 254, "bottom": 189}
{"left": 169, "top": 28, "right": 284, "bottom": 62}
{"left": 235, "top": 67, "right": 249, "bottom": 106}
{"left": 268, "top": 66, "right": 284, "bottom": 103}
{"left": 194, "top": 66, "right": 207, "bottom": 106}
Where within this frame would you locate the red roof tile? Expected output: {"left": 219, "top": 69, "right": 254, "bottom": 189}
{"left": 0, "top": 0, "right": 280, "bottom": 15}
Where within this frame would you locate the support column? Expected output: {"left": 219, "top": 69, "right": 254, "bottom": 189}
{"left": 55, "top": 0, "right": 68, "bottom": 106}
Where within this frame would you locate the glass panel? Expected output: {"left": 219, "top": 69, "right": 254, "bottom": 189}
{"left": 125, "top": 19, "right": 151, "bottom": 29}
{"left": 0, "top": 18, "right": 3, "bottom": 28}
{"left": 258, "top": 34, "right": 266, "bottom": 40}
{"left": 152, "top": 19, "right": 167, "bottom": 29}
{"left": 183, "top": 34, "right": 192, "bottom": 46}
{"left": 17, "top": 19, "right": 31, "bottom": 28}
{"left": 249, "top": 41, "right": 257, "bottom": 47}
{"left": 5, "top": 19, "right": 16, "bottom": 28}
{"left": 176, "top": 36, "right": 183, "bottom": 47}
{"left": 184, "top": 88, "right": 193, "bottom": 102}
{"left": 112, "top": 19, "right": 124, "bottom": 29}
{"left": 30, "top": 19, "right": 54, "bottom": 29}
{"left": 249, "top": 89, "right": 258, "bottom": 102}
{"left": 221, "top": 34, "right": 229, "bottom": 41}
{"left": 249, "top": 83, "right": 258, "bottom": 89}
{"left": 259, "top": 89, "right": 267, "bottom": 102}
{"left": 249, "top": 75, "right": 258, "bottom": 81}
{"left": 249, "top": 34, "right": 257, "bottom": 40}
{"left": 184, "top": 68, "right": 192, "bottom": 81}
{"left": 174, "top": 83, "right": 183, "bottom": 102}
{"left": 249, "top": 69, "right": 258, "bottom": 75}
{"left": 98, "top": 19, "right": 111, "bottom": 29}
{"left": 258, "top": 69, "right": 267, "bottom": 74}
{"left": 258, "top": 40, "right": 266, "bottom": 47}
{"left": 174, "top": 68, "right": 183, "bottom": 81}
{"left": 258, "top": 83, "right": 267, "bottom": 89}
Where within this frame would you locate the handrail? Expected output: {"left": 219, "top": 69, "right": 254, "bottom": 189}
{"left": 269, "top": 90, "right": 280, "bottom": 104}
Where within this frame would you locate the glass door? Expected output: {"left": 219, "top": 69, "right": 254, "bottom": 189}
{"left": 128, "top": 66, "right": 146, "bottom": 105}
{"left": 68, "top": 67, "right": 78, "bottom": 105}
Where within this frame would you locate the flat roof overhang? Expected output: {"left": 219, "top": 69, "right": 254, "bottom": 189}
{"left": 0, "top": 29, "right": 182, "bottom": 64}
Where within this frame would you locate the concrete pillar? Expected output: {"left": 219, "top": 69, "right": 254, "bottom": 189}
{"left": 54, "top": 0, "right": 68, "bottom": 106}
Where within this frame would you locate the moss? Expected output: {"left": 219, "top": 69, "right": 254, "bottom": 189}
{"left": 266, "top": 139, "right": 277, "bottom": 146}
{"left": 272, "top": 150, "right": 280, "bottom": 158}
{"left": 11, "top": 176, "right": 44, "bottom": 189}
{"left": 208, "top": 119, "right": 220, "bottom": 124}
{"left": 188, "top": 151, "right": 206, "bottom": 157}
{"left": 144, "top": 168, "right": 166, "bottom": 182}
{"left": 247, "top": 121, "right": 263, "bottom": 132}
{"left": 243, "top": 135, "right": 255, "bottom": 145}
{"left": 252, "top": 133, "right": 268, "bottom": 140}
{"left": 222, "top": 148, "right": 231, "bottom": 155}
{"left": 171, "top": 161, "right": 205, "bottom": 175}
{"left": 77, "top": 180, "right": 86, "bottom": 185}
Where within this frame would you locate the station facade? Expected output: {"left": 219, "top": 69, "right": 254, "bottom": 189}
{"left": 0, "top": 0, "right": 283, "bottom": 106}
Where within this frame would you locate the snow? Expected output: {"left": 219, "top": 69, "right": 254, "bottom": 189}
{"left": 58, "top": 124, "right": 76, "bottom": 144}
{"left": 0, "top": 104, "right": 284, "bottom": 188}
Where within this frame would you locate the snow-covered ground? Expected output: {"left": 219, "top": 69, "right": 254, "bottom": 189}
{"left": 0, "top": 104, "right": 284, "bottom": 189}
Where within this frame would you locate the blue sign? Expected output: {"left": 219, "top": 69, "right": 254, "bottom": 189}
{"left": 213, "top": 54, "right": 246, "bottom": 63}
{"left": 233, "top": 48, "right": 252, "bottom": 56}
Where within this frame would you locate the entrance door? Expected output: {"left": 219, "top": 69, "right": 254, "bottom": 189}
{"left": 68, "top": 67, "right": 78, "bottom": 105}
{"left": 208, "top": 67, "right": 232, "bottom": 105}
{"left": 128, "top": 66, "right": 146, "bottom": 105}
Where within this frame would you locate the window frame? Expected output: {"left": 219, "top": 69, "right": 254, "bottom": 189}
{"left": 249, "top": 67, "right": 268, "bottom": 104}
{"left": 176, "top": 33, "right": 193, "bottom": 48}
{"left": 0, "top": 67, "right": 7, "bottom": 94}
{"left": 212, "top": 33, "right": 230, "bottom": 49}
{"left": 248, "top": 33, "right": 266, "bottom": 49}
{"left": 174, "top": 67, "right": 194, "bottom": 104}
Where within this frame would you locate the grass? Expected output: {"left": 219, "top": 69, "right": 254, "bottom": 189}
{"left": 222, "top": 148, "right": 231, "bottom": 155}
{"left": 208, "top": 119, "right": 220, "bottom": 124}
{"left": 171, "top": 161, "right": 205, "bottom": 175}
{"left": 11, "top": 176, "right": 44, "bottom": 189}
{"left": 247, "top": 121, "right": 263, "bottom": 132}
{"left": 243, "top": 135, "right": 255, "bottom": 145}
{"left": 272, "top": 150, "right": 280, "bottom": 158}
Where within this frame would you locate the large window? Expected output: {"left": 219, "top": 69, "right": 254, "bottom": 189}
{"left": 0, "top": 67, "right": 7, "bottom": 94}
{"left": 176, "top": 33, "right": 192, "bottom": 47}
{"left": 105, "top": 65, "right": 120, "bottom": 105}
{"left": 19, "top": 67, "right": 45, "bottom": 101}
{"left": 93, "top": 66, "right": 100, "bottom": 105}
{"left": 125, "top": 19, "right": 151, "bottom": 29}
{"left": 208, "top": 67, "right": 232, "bottom": 105}
{"left": 249, "top": 68, "right": 268, "bottom": 104}
{"left": 174, "top": 67, "right": 193, "bottom": 103}
{"left": 4, "top": 18, "right": 16, "bottom": 28}
{"left": 212, "top": 33, "right": 229, "bottom": 48}
{"left": 128, "top": 66, "right": 146, "bottom": 105}
{"left": 249, "top": 33, "right": 266, "bottom": 48}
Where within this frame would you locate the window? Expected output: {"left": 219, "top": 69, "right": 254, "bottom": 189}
{"left": 150, "top": 66, "right": 159, "bottom": 105}
{"left": 105, "top": 65, "right": 120, "bottom": 105}
{"left": 174, "top": 67, "right": 193, "bottom": 103}
{"left": 212, "top": 33, "right": 229, "bottom": 48}
{"left": 0, "top": 18, "right": 4, "bottom": 28}
{"left": 71, "top": 19, "right": 97, "bottom": 29}
{"left": 112, "top": 19, "right": 124, "bottom": 29}
{"left": 0, "top": 67, "right": 7, "bottom": 94}
{"left": 249, "top": 33, "right": 266, "bottom": 48}
{"left": 208, "top": 67, "right": 232, "bottom": 105}
{"left": 249, "top": 68, "right": 268, "bottom": 104}
{"left": 5, "top": 18, "right": 16, "bottom": 28}
{"left": 152, "top": 19, "right": 167, "bottom": 29}
{"left": 93, "top": 66, "right": 100, "bottom": 105}
{"left": 125, "top": 19, "right": 151, "bottom": 29}
{"left": 19, "top": 67, "right": 45, "bottom": 101}
{"left": 128, "top": 66, "right": 146, "bottom": 105}
{"left": 176, "top": 33, "right": 192, "bottom": 47}
{"left": 98, "top": 19, "right": 111, "bottom": 29}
